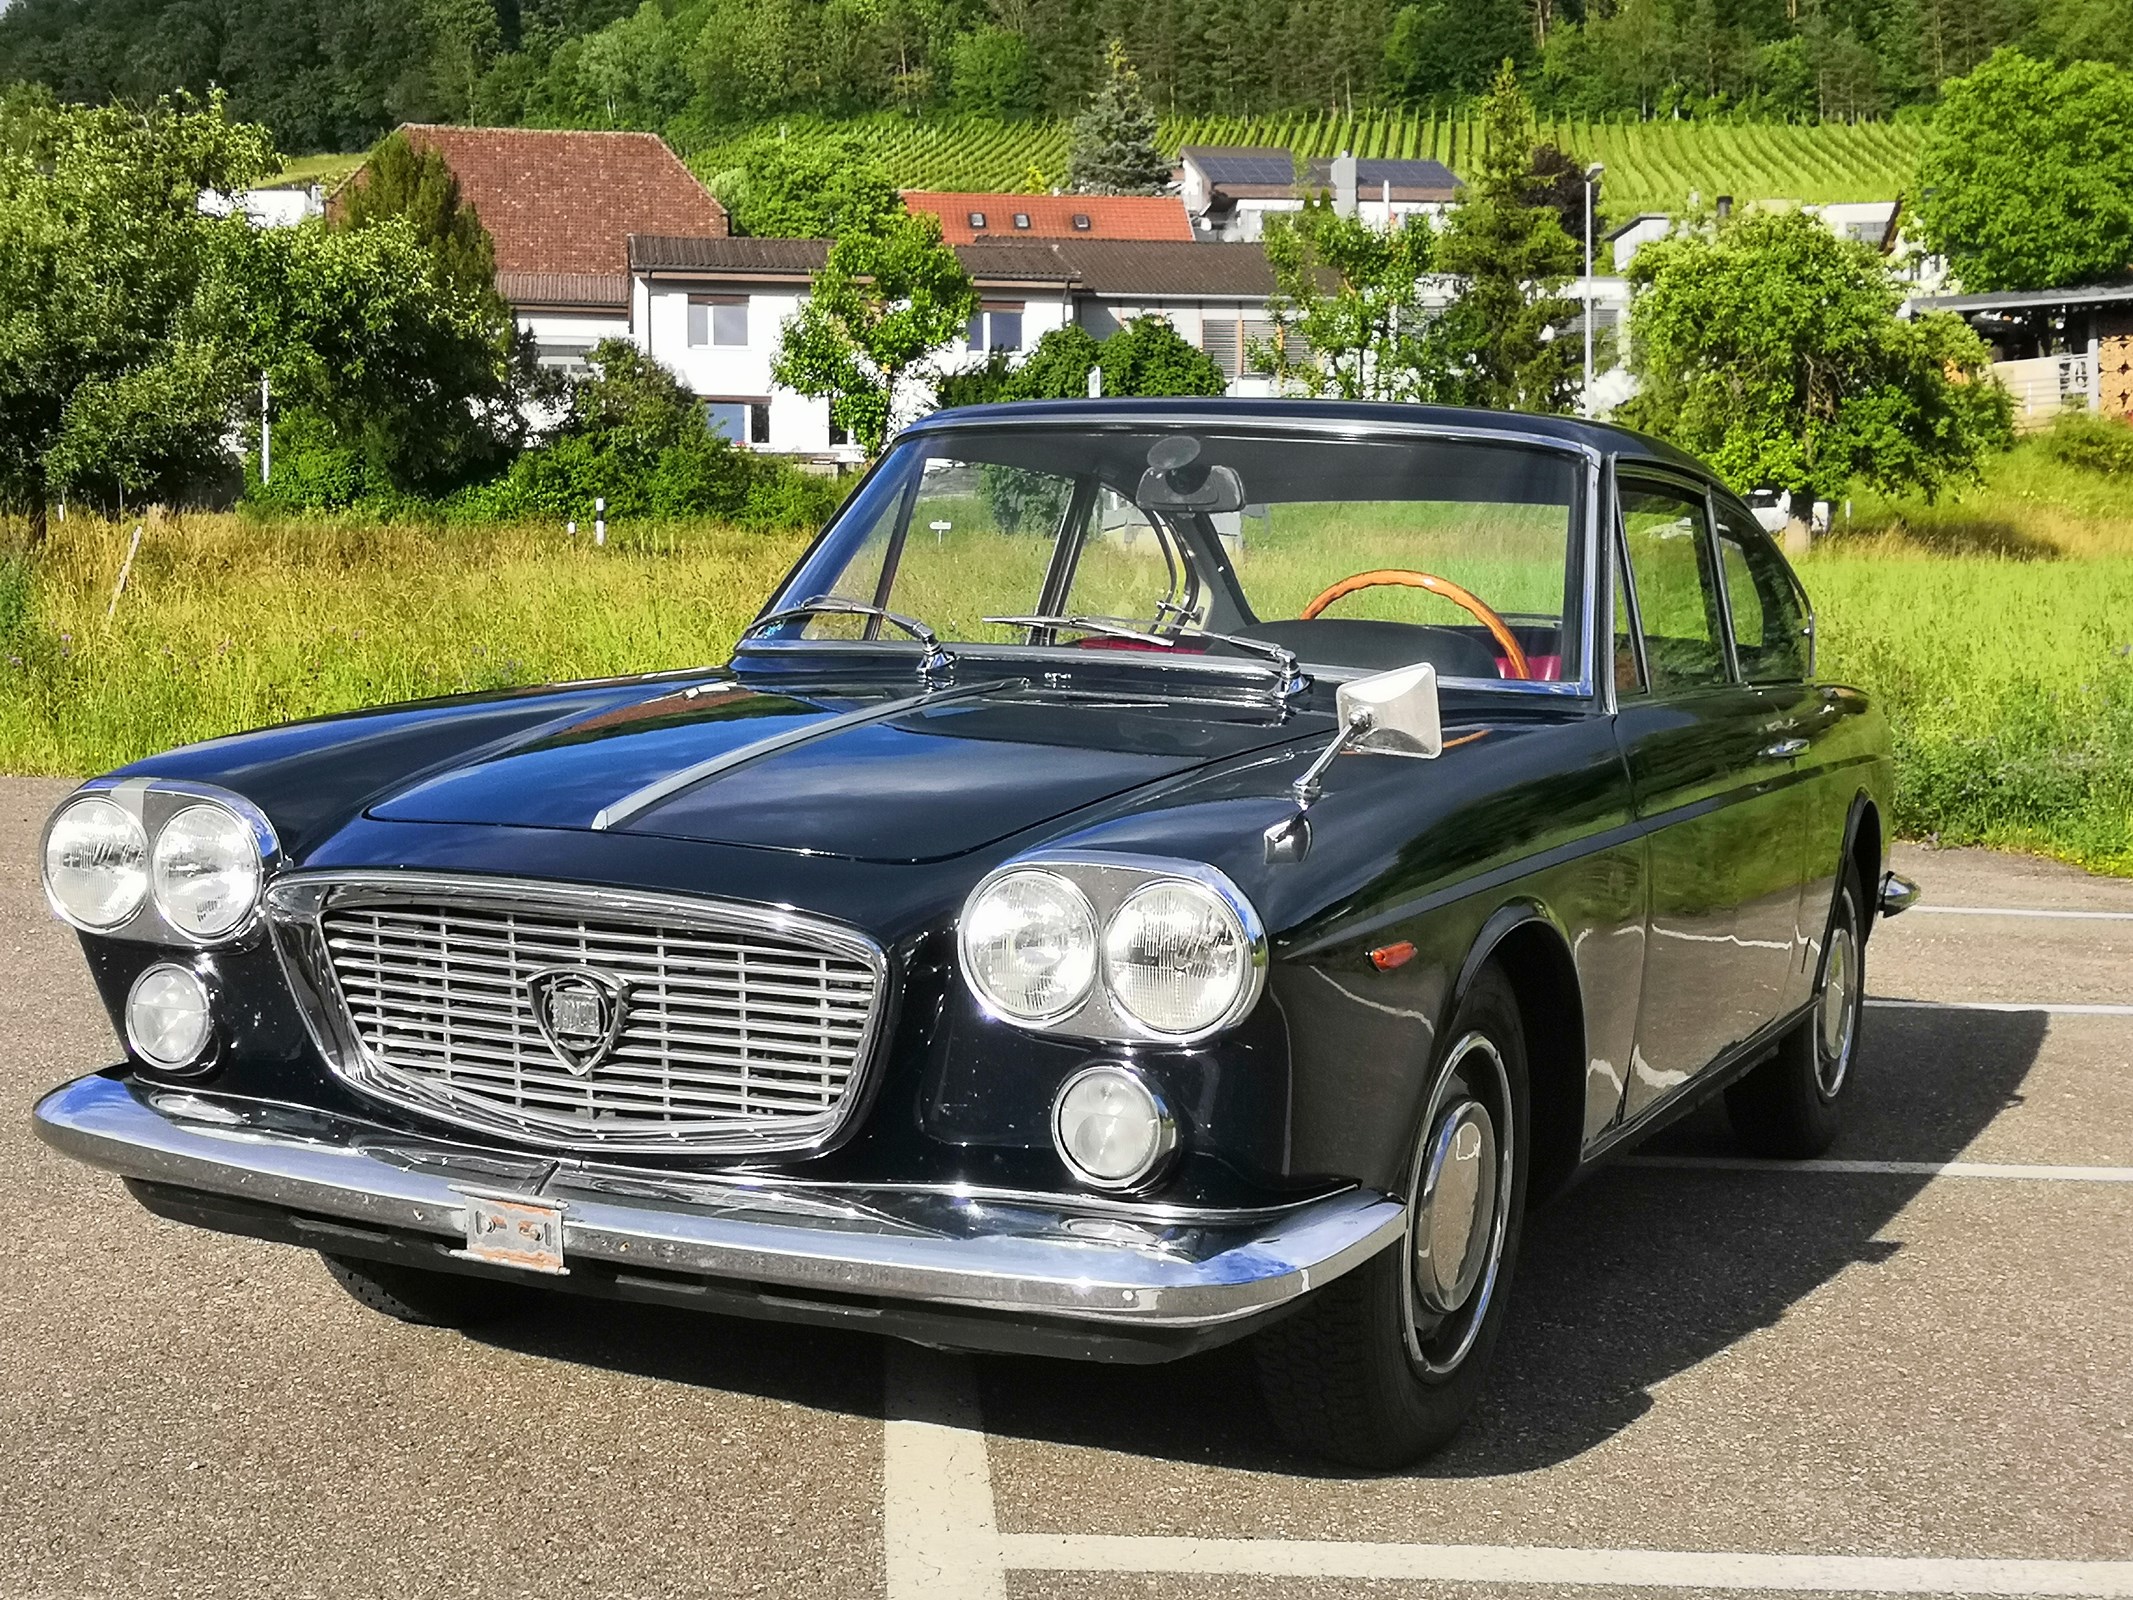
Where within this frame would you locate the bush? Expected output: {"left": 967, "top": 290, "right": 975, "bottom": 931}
{"left": 2041, "top": 409, "right": 2133, "bottom": 476}
{"left": 247, "top": 408, "right": 368, "bottom": 511}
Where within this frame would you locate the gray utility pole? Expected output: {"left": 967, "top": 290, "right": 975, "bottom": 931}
{"left": 1582, "top": 164, "right": 1604, "bottom": 418}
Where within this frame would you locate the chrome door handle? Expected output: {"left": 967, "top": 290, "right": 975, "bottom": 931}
{"left": 1762, "top": 738, "right": 1808, "bottom": 759}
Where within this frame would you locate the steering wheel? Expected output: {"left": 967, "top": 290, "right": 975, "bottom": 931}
{"left": 1300, "top": 569, "right": 1532, "bottom": 681}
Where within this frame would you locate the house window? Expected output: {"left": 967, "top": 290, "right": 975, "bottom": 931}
{"left": 687, "top": 296, "right": 748, "bottom": 347}
{"left": 1198, "top": 314, "right": 1269, "bottom": 380}
{"left": 1072, "top": 214, "right": 1091, "bottom": 230}
{"left": 966, "top": 304, "right": 1025, "bottom": 352}
{"left": 830, "top": 417, "right": 852, "bottom": 447}
{"left": 534, "top": 339, "right": 597, "bottom": 376}
{"left": 704, "top": 399, "right": 771, "bottom": 445}
{"left": 967, "top": 211, "right": 987, "bottom": 229}
{"left": 1013, "top": 213, "right": 1031, "bottom": 229}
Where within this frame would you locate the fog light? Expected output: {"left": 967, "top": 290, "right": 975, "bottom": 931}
{"left": 1051, "top": 1064, "right": 1175, "bottom": 1190}
{"left": 126, "top": 964, "right": 212, "bottom": 1070}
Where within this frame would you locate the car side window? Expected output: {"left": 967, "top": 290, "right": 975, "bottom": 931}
{"left": 1714, "top": 509, "right": 1810, "bottom": 683}
{"left": 1619, "top": 481, "right": 1729, "bottom": 694}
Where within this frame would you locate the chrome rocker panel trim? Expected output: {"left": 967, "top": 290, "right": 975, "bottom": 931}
{"left": 32, "top": 1074, "right": 1404, "bottom": 1329}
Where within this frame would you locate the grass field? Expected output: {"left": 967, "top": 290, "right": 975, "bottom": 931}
{"left": 3, "top": 434, "right": 2127, "bottom": 874}
{"left": 684, "top": 111, "right": 1923, "bottom": 213}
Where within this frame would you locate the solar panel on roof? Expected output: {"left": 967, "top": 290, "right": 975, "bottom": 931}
{"left": 1354, "top": 159, "right": 1457, "bottom": 183}
{"left": 1199, "top": 154, "right": 1294, "bottom": 185}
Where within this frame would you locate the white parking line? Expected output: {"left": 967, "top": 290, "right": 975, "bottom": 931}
{"left": 1004, "top": 1534, "right": 2133, "bottom": 1594}
{"left": 881, "top": 1350, "right": 2133, "bottom": 1598}
{"left": 1908, "top": 906, "right": 2133, "bottom": 921}
{"left": 1622, "top": 1155, "right": 2133, "bottom": 1182}
{"left": 1868, "top": 998, "right": 2133, "bottom": 1016}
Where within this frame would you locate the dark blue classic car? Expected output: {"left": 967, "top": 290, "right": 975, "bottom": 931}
{"left": 33, "top": 401, "right": 1913, "bottom": 1465}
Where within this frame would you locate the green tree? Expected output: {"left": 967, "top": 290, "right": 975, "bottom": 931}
{"left": 946, "top": 26, "right": 1041, "bottom": 117}
{"left": 0, "top": 93, "right": 276, "bottom": 534}
{"left": 229, "top": 213, "right": 538, "bottom": 498}
{"left": 1098, "top": 316, "right": 1228, "bottom": 396}
{"left": 1620, "top": 209, "right": 2013, "bottom": 505}
{"left": 1385, "top": 0, "right": 1529, "bottom": 101}
{"left": 1914, "top": 49, "right": 2133, "bottom": 292}
{"left": 772, "top": 211, "right": 977, "bottom": 456}
{"left": 333, "top": 129, "right": 501, "bottom": 302}
{"left": 704, "top": 133, "right": 904, "bottom": 238}
{"left": 1256, "top": 198, "right": 1437, "bottom": 400}
{"left": 1007, "top": 324, "right": 1104, "bottom": 399}
{"left": 1066, "top": 41, "right": 1169, "bottom": 197}
{"left": 1428, "top": 62, "right": 1580, "bottom": 413}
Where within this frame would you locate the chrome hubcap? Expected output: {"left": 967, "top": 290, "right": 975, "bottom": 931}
{"left": 1402, "top": 1032, "right": 1514, "bottom": 1378}
{"left": 1817, "top": 912, "right": 1858, "bottom": 1097}
{"left": 1414, "top": 1100, "right": 1498, "bottom": 1314}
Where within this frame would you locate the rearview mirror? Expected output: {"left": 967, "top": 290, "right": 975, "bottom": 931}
{"left": 1135, "top": 462, "right": 1245, "bottom": 515}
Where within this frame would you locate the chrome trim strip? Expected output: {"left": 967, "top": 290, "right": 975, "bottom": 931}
{"left": 589, "top": 677, "right": 1020, "bottom": 831}
{"left": 34, "top": 1075, "right": 1404, "bottom": 1328}
{"left": 264, "top": 871, "right": 891, "bottom": 1157}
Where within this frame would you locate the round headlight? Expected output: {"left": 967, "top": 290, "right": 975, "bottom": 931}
{"left": 1052, "top": 1064, "right": 1175, "bottom": 1189}
{"left": 960, "top": 869, "right": 1097, "bottom": 1023}
{"left": 1101, "top": 879, "right": 1254, "bottom": 1036}
{"left": 43, "top": 796, "right": 149, "bottom": 930}
{"left": 127, "top": 963, "right": 213, "bottom": 1070}
{"left": 152, "top": 803, "right": 262, "bottom": 939}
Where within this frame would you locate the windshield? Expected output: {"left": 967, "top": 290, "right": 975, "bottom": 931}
{"left": 762, "top": 426, "right": 1588, "bottom": 688}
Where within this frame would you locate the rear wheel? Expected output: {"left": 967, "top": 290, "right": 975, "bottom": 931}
{"left": 1253, "top": 965, "right": 1530, "bottom": 1468}
{"left": 1725, "top": 863, "right": 1867, "bottom": 1160}
{"left": 320, "top": 1254, "right": 527, "bottom": 1329}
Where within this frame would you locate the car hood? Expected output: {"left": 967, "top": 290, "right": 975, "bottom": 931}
{"left": 366, "top": 676, "right": 1311, "bottom": 863}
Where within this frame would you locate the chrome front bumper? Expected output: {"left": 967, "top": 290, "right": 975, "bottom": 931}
{"left": 31, "top": 1073, "right": 1402, "bottom": 1331}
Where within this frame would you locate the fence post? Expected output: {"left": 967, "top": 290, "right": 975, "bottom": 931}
{"left": 107, "top": 524, "right": 144, "bottom": 620}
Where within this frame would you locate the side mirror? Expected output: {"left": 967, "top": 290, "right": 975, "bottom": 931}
{"left": 1336, "top": 661, "right": 1442, "bottom": 758}
{"left": 1293, "top": 662, "right": 1442, "bottom": 804}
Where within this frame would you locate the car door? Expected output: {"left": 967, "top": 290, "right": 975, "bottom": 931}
{"left": 1711, "top": 494, "right": 1827, "bottom": 1016}
{"left": 1613, "top": 473, "right": 1806, "bottom": 1121}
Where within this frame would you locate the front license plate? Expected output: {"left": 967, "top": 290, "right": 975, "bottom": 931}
{"left": 454, "top": 1191, "right": 568, "bottom": 1275}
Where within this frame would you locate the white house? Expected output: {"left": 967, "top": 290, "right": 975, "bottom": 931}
{"left": 620, "top": 236, "right": 1296, "bottom": 459}
{"left": 1179, "top": 147, "right": 1460, "bottom": 242}
{"left": 197, "top": 184, "right": 326, "bottom": 228}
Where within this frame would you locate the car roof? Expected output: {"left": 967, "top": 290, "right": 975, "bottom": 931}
{"left": 909, "top": 398, "right": 1714, "bottom": 479}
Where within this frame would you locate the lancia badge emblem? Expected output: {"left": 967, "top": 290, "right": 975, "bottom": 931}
{"left": 526, "top": 967, "right": 629, "bottom": 1075}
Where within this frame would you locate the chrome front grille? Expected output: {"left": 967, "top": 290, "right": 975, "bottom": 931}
{"left": 271, "top": 876, "right": 886, "bottom": 1153}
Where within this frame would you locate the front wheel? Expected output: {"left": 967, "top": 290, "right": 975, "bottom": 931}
{"left": 1725, "top": 863, "right": 1867, "bottom": 1159}
{"left": 1253, "top": 965, "right": 1531, "bottom": 1468}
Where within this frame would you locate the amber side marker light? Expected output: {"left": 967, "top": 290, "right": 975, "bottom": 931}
{"left": 1370, "top": 941, "right": 1417, "bottom": 972}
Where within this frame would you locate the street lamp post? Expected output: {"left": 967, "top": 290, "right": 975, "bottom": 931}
{"left": 1583, "top": 163, "right": 1604, "bottom": 418}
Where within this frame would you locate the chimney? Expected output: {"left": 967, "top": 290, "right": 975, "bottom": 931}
{"left": 1332, "top": 151, "right": 1358, "bottom": 218}
{"left": 1716, "top": 194, "right": 1734, "bottom": 222}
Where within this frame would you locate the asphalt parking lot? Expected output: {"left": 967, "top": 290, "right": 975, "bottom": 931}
{"left": 4, "top": 773, "right": 2129, "bottom": 1600}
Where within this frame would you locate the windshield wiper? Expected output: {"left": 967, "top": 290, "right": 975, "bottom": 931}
{"left": 744, "top": 597, "right": 952, "bottom": 676}
{"left": 984, "top": 614, "right": 1305, "bottom": 694}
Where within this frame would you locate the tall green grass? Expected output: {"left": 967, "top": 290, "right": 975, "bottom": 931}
{"left": 4, "top": 439, "right": 2129, "bottom": 876}
{"left": 0, "top": 513, "right": 806, "bottom": 778}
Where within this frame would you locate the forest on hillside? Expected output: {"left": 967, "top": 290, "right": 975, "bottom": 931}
{"left": 1, "top": 0, "right": 2126, "bottom": 154}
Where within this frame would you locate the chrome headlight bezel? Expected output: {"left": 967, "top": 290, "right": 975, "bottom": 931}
{"left": 956, "top": 867, "right": 1100, "bottom": 1025}
{"left": 955, "top": 853, "right": 1268, "bottom": 1045}
{"left": 40, "top": 779, "right": 279, "bottom": 947}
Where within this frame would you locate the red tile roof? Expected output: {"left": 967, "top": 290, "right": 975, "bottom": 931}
{"left": 389, "top": 126, "right": 727, "bottom": 286}
{"left": 903, "top": 191, "right": 1193, "bottom": 245}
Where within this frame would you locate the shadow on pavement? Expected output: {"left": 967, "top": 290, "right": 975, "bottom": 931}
{"left": 466, "top": 1001, "right": 2048, "bottom": 1480}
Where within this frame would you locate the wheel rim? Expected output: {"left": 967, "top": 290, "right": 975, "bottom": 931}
{"left": 1402, "top": 1032, "right": 1514, "bottom": 1378}
{"left": 1816, "top": 900, "right": 1860, "bottom": 1098}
